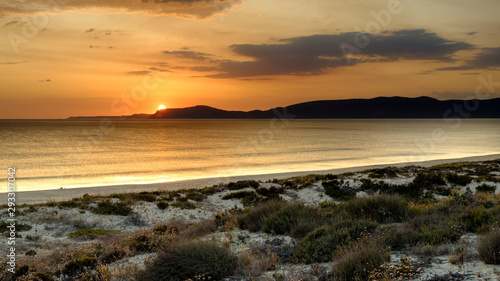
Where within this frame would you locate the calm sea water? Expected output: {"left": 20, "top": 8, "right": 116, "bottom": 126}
{"left": 1, "top": 119, "right": 499, "bottom": 191}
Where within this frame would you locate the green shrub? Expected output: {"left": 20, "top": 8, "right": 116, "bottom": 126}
{"left": 460, "top": 207, "right": 494, "bottom": 233}
{"left": 343, "top": 195, "right": 408, "bottom": 223}
{"left": 100, "top": 248, "right": 127, "bottom": 264}
{"left": 68, "top": 229, "right": 120, "bottom": 239}
{"left": 227, "top": 180, "right": 259, "bottom": 190}
{"left": 368, "top": 167, "right": 399, "bottom": 178}
{"left": 111, "top": 192, "right": 158, "bottom": 202}
{"left": 136, "top": 241, "right": 237, "bottom": 281}
{"left": 171, "top": 201, "right": 196, "bottom": 209}
{"left": 222, "top": 190, "right": 256, "bottom": 200}
{"left": 263, "top": 204, "right": 322, "bottom": 238}
{"left": 157, "top": 201, "right": 169, "bottom": 210}
{"left": 92, "top": 200, "right": 132, "bottom": 216}
{"left": 0, "top": 222, "right": 32, "bottom": 232}
{"left": 291, "top": 220, "right": 378, "bottom": 263}
{"left": 478, "top": 230, "right": 500, "bottom": 264}
{"left": 57, "top": 200, "right": 80, "bottom": 209}
{"left": 382, "top": 226, "right": 419, "bottom": 250}
{"left": 186, "top": 192, "right": 207, "bottom": 202}
{"left": 331, "top": 239, "right": 390, "bottom": 281}
{"left": 476, "top": 184, "right": 497, "bottom": 193}
{"left": 238, "top": 200, "right": 288, "bottom": 232}
{"left": 63, "top": 256, "right": 97, "bottom": 276}
{"left": 201, "top": 185, "right": 222, "bottom": 195}
{"left": 413, "top": 172, "right": 446, "bottom": 187}
{"left": 256, "top": 186, "right": 284, "bottom": 196}
{"left": 34, "top": 272, "right": 54, "bottom": 281}
{"left": 322, "top": 180, "right": 355, "bottom": 200}
{"left": 359, "top": 180, "right": 423, "bottom": 198}
{"left": 446, "top": 173, "right": 473, "bottom": 186}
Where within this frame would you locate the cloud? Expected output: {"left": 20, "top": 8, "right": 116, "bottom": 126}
{"left": 430, "top": 91, "right": 499, "bottom": 100}
{"left": 126, "top": 67, "right": 171, "bottom": 75}
{"left": 163, "top": 50, "right": 213, "bottom": 61}
{"left": 0, "top": 61, "right": 29, "bottom": 65}
{"left": 3, "top": 20, "right": 18, "bottom": 27}
{"left": 437, "top": 47, "right": 500, "bottom": 71}
{"left": 202, "top": 29, "right": 472, "bottom": 78}
{"left": 147, "top": 67, "right": 172, "bottom": 72}
{"left": 127, "top": 70, "right": 153, "bottom": 75}
{"left": 0, "top": 0, "right": 242, "bottom": 19}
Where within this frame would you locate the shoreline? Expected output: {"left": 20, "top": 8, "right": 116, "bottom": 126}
{"left": 4, "top": 153, "right": 500, "bottom": 204}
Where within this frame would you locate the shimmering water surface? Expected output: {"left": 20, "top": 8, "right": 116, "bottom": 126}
{"left": 1, "top": 119, "right": 499, "bottom": 191}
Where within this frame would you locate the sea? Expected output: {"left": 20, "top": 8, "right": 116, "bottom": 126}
{"left": 1, "top": 119, "right": 499, "bottom": 192}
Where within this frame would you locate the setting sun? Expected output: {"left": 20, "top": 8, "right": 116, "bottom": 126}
{"left": 158, "top": 105, "right": 166, "bottom": 110}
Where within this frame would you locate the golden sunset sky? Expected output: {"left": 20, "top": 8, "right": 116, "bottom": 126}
{"left": 1, "top": 0, "right": 499, "bottom": 118}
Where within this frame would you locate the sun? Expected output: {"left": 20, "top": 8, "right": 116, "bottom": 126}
{"left": 157, "top": 105, "right": 166, "bottom": 110}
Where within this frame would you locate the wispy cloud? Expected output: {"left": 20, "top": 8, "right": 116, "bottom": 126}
{"left": 437, "top": 47, "right": 500, "bottom": 71}
{"left": 0, "top": 0, "right": 242, "bottom": 19}
{"left": 0, "top": 61, "right": 29, "bottom": 65}
{"left": 163, "top": 50, "right": 213, "bottom": 61}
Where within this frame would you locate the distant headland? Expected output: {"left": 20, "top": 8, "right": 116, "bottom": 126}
{"left": 68, "top": 96, "right": 500, "bottom": 119}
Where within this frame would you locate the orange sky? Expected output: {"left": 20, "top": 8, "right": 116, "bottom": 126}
{"left": 0, "top": 0, "right": 499, "bottom": 118}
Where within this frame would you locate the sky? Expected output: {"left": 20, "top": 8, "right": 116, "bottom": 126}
{"left": 0, "top": 0, "right": 499, "bottom": 118}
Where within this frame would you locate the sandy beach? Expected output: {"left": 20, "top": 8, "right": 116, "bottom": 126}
{"left": 1, "top": 154, "right": 499, "bottom": 280}
{"left": 5, "top": 153, "right": 500, "bottom": 204}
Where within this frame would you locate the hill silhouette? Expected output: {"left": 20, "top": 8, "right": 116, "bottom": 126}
{"left": 69, "top": 96, "right": 500, "bottom": 119}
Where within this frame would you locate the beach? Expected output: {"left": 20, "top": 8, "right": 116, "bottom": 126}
{"left": 1, "top": 155, "right": 499, "bottom": 280}
{"left": 5, "top": 153, "right": 500, "bottom": 204}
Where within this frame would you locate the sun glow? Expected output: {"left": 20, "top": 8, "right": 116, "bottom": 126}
{"left": 158, "top": 105, "right": 166, "bottom": 110}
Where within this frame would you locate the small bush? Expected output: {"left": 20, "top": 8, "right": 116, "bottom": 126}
{"left": 332, "top": 239, "right": 390, "bottom": 281}
{"left": 92, "top": 200, "right": 132, "bottom": 216}
{"left": 256, "top": 186, "right": 284, "bottom": 196}
{"left": 136, "top": 241, "right": 237, "bottom": 281}
{"left": 222, "top": 190, "right": 256, "bottom": 200}
{"left": 34, "top": 272, "right": 54, "bottom": 281}
{"left": 368, "top": 167, "right": 399, "bottom": 178}
{"left": 262, "top": 204, "right": 321, "bottom": 238}
{"left": 119, "top": 192, "right": 157, "bottom": 202}
{"left": 478, "top": 230, "right": 500, "bottom": 264}
{"left": 227, "top": 180, "right": 259, "bottom": 190}
{"left": 100, "top": 248, "right": 127, "bottom": 264}
{"left": 63, "top": 256, "right": 97, "bottom": 276}
{"left": 446, "top": 173, "right": 473, "bottom": 186}
{"left": 200, "top": 185, "right": 221, "bottom": 195}
{"left": 68, "top": 229, "right": 120, "bottom": 239}
{"left": 238, "top": 200, "right": 288, "bottom": 232}
{"left": 476, "top": 184, "right": 496, "bottom": 193}
{"left": 413, "top": 172, "right": 446, "bottom": 187}
{"left": 322, "top": 180, "right": 355, "bottom": 200}
{"left": 171, "top": 201, "right": 196, "bottom": 209}
{"left": 460, "top": 207, "right": 494, "bottom": 233}
{"left": 186, "top": 192, "right": 207, "bottom": 202}
{"left": 157, "top": 201, "right": 169, "bottom": 210}
{"left": 343, "top": 195, "right": 408, "bottom": 223}
{"left": 57, "top": 200, "right": 80, "bottom": 209}
{"left": 291, "top": 220, "right": 378, "bottom": 263}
